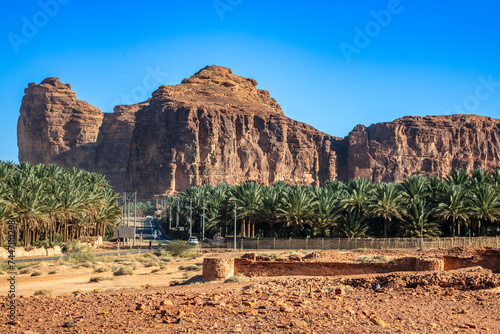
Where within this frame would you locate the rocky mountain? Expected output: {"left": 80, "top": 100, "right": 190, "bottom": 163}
{"left": 17, "top": 66, "right": 500, "bottom": 197}
{"left": 348, "top": 115, "right": 500, "bottom": 182}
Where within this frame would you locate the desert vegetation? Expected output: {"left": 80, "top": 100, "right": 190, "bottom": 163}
{"left": 162, "top": 169, "right": 500, "bottom": 239}
{"left": 0, "top": 161, "right": 122, "bottom": 247}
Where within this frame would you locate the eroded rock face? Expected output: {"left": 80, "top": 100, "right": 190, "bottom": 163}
{"left": 348, "top": 115, "right": 500, "bottom": 182}
{"left": 17, "top": 67, "right": 343, "bottom": 196}
{"left": 94, "top": 102, "right": 149, "bottom": 192}
{"left": 16, "top": 67, "right": 500, "bottom": 198}
{"left": 126, "top": 66, "right": 344, "bottom": 196}
{"left": 17, "top": 77, "right": 104, "bottom": 171}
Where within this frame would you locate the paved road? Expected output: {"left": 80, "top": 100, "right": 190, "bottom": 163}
{"left": 135, "top": 217, "right": 173, "bottom": 243}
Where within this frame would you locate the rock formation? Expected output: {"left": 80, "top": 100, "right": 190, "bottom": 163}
{"left": 348, "top": 115, "right": 500, "bottom": 182}
{"left": 126, "top": 66, "right": 344, "bottom": 196}
{"left": 16, "top": 66, "right": 500, "bottom": 198}
{"left": 17, "top": 78, "right": 103, "bottom": 171}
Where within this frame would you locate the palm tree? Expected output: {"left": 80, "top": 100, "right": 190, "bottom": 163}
{"left": 229, "top": 182, "right": 263, "bottom": 237}
{"left": 336, "top": 210, "right": 368, "bottom": 239}
{"left": 400, "top": 199, "right": 440, "bottom": 238}
{"left": 340, "top": 178, "right": 374, "bottom": 214}
{"left": 312, "top": 186, "right": 342, "bottom": 237}
{"left": 259, "top": 185, "right": 285, "bottom": 237}
{"left": 399, "top": 174, "right": 430, "bottom": 206}
{"left": 279, "top": 185, "right": 315, "bottom": 235}
{"left": 468, "top": 183, "right": 500, "bottom": 236}
{"left": 7, "top": 172, "right": 48, "bottom": 246}
{"left": 367, "top": 183, "right": 404, "bottom": 238}
{"left": 434, "top": 184, "right": 469, "bottom": 236}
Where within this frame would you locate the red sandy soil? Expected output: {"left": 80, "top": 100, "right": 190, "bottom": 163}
{"left": 1, "top": 247, "right": 499, "bottom": 333}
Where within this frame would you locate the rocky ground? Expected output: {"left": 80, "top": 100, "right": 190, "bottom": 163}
{"left": 1, "top": 247, "right": 500, "bottom": 333}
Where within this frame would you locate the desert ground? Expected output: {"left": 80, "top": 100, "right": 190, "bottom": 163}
{"left": 1, "top": 247, "right": 500, "bottom": 333}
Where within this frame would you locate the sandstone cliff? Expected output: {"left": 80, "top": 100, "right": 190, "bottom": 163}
{"left": 126, "top": 66, "right": 344, "bottom": 196}
{"left": 17, "top": 77, "right": 104, "bottom": 171}
{"left": 16, "top": 67, "right": 500, "bottom": 198}
{"left": 348, "top": 115, "right": 500, "bottom": 182}
{"left": 17, "top": 78, "right": 146, "bottom": 192}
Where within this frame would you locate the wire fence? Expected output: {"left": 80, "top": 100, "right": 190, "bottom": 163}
{"left": 207, "top": 236, "right": 500, "bottom": 250}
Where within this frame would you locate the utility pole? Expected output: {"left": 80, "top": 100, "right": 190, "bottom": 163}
{"left": 189, "top": 198, "right": 193, "bottom": 237}
{"left": 420, "top": 207, "right": 424, "bottom": 249}
{"left": 234, "top": 202, "right": 237, "bottom": 250}
{"left": 168, "top": 198, "right": 172, "bottom": 232}
{"left": 123, "top": 192, "right": 128, "bottom": 246}
{"left": 176, "top": 198, "right": 179, "bottom": 231}
{"left": 133, "top": 192, "right": 137, "bottom": 247}
{"left": 202, "top": 198, "right": 206, "bottom": 242}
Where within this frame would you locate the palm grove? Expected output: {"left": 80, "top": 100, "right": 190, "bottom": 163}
{"left": 0, "top": 161, "right": 122, "bottom": 247}
{"left": 2, "top": 160, "right": 500, "bottom": 247}
{"left": 164, "top": 169, "right": 500, "bottom": 240}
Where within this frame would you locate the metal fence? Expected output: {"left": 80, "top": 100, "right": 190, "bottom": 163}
{"left": 209, "top": 236, "right": 500, "bottom": 250}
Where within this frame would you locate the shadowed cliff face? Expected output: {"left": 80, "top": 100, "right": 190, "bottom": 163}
{"left": 16, "top": 66, "right": 500, "bottom": 198}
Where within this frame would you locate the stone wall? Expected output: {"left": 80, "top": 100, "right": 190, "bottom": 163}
{"left": 0, "top": 246, "right": 62, "bottom": 260}
{"left": 233, "top": 257, "right": 417, "bottom": 277}
{"left": 202, "top": 249, "right": 500, "bottom": 281}
{"left": 202, "top": 258, "right": 234, "bottom": 281}
{"left": 443, "top": 249, "right": 500, "bottom": 273}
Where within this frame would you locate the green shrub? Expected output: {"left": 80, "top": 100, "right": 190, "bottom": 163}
{"left": 373, "top": 254, "right": 388, "bottom": 262}
{"left": 179, "top": 265, "right": 201, "bottom": 271}
{"left": 19, "top": 268, "right": 33, "bottom": 275}
{"left": 166, "top": 241, "right": 193, "bottom": 257}
{"left": 113, "top": 266, "right": 134, "bottom": 276}
{"left": 30, "top": 270, "right": 43, "bottom": 277}
{"left": 34, "top": 289, "right": 53, "bottom": 296}
{"left": 170, "top": 279, "right": 185, "bottom": 286}
{"left": 48, "top": 270, "right": 57, "bottom": 275}
{"left": 89, "top": 276, "right": 115, "bottom": 283}
{"left": 17, "top": 263, "right": 38, "bottom": 270}
{"left": 95, "top": 266, "right": 110, "bottom": 273}
{"left": 224, "top": 274, "right": 249, "bottom": 283}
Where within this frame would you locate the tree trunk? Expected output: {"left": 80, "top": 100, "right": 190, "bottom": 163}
{"left": 246, "top": 220, "right": 251, "bottom": 238}
{"left": 251, "top": 223, "right": 255, "bottom": 238}
{"left": 241, "top": 219, "right": 245, "bottom": 238}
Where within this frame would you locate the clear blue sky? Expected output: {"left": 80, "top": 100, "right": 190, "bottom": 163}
{"left": 1, "top": 0, "right": 499, "bottom": 162}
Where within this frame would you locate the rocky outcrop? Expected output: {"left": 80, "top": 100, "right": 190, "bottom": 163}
{"left": 94, "top": 102, "right": 148, "bottom": 192}
{"left": 348, "top": 115, "right": 500, "bottom": 182}
{"left": 17, "top": 77, "right": 104, "bottom": 171}
{"left": 126, "top": 66, "right": 344, "bottom": 196}
{"left": 17, "top": 67, "right": 344, "bottom": 196}
{"left": 16, "top": 66, "right": 500, "bottom": 198}
{"left": 17, "top": 78, "right": 146, "bottom": 193}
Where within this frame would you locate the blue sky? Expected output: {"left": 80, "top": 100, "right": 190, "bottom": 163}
{"left": 1, "top": 0, "right": 499, "bottom": 162}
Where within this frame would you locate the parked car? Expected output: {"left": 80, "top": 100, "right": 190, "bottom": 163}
{"left": 187, "top": 236, "right": 198, "bottom": 245}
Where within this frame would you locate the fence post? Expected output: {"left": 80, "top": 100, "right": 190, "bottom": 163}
{"left": 305, "top": 237, "right": 308, "bottom": 250}
{"left": 321, "top": 238, "right": 324, "bottom": 250}
{"left": 257, "top": 237, "right": 259, "bottom": 250}
{"left": 289, "top": 237, "right": 292, "bottom": 250}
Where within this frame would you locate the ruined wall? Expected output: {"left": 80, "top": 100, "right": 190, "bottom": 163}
{"left": 203, "top": 249, "right": 500, "bottom": 281}
{"left": 443, "top": 248, "right": 500, "bottom": 273}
